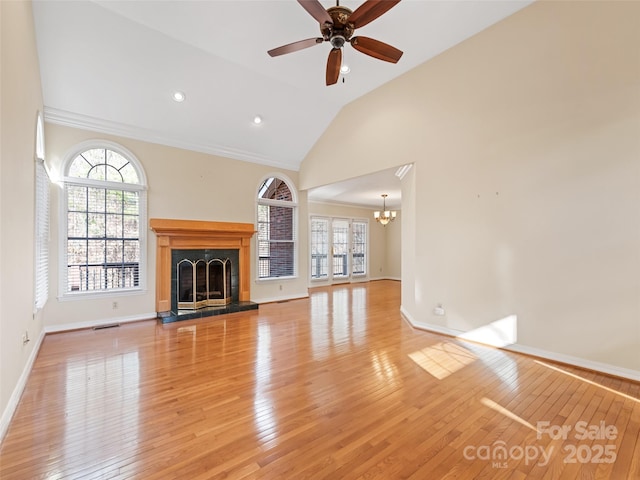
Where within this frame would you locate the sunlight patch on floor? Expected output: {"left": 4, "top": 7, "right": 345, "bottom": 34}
{"left": 409, "top": 341, "right": 477, "bottom": 380}
{"left": 480, "top": 397, "right": 538, "bottom": 432}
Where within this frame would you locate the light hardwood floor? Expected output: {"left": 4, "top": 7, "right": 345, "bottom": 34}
{"left": 1, "top": 281, "right": 638, "bottom": 479}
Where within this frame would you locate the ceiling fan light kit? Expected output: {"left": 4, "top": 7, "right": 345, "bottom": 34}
{"left": 268, "top": 0, "right": 403, "bottom": 86}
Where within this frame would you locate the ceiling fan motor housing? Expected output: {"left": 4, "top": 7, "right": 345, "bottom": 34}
{"left": 321, "top": 6, "right": 355, "bottom": 44}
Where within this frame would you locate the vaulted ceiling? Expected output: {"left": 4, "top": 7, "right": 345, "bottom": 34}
{"left": 32, "top": 0, "right": 532, "bottom": 207}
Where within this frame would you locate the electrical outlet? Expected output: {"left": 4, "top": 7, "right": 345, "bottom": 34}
{"left": 112, "top": 301, "right": 118, "bottom": 310}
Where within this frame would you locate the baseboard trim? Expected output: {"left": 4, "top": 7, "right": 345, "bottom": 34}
{"left": 400, "top": 306, "right": 640, "bottom": 382}
{"left": 256, "top": 293, "right": 310, "bottom": 305}
{"left": 0, "top": 329, "right": 46, "bottom": 442}
{"left": 369, "top": 276, "right": 401, "bottom": 282}
{"left": 44, "top": 312, "right": 157, "bottom": 334}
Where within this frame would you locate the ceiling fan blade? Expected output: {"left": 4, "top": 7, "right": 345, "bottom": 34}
{"left": 348, "top": 0, "right": 401, "bottom": 29}
{"left": 268, "top": 37, "right": 324, "bottom": 57}
{"left": 326, "top": 48, "right": 342, "bottom": 86}
{"left": 351, "top": 36, "right": 403, "bottom": 63}
{"left": 298, "top": 0, "right": 333, "bottom": 25}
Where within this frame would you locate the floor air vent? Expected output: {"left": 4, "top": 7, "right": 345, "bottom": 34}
{"left": 93, "top": 323, "right": 120, "bottom": 330}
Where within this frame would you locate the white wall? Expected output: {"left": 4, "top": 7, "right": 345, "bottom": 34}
{"left": 0, "top": 0, "right": 46, "bottom": 438}
{"left": 300, "top": 1, "right": 640, "bottom": 376}
{"left": 44, "top": 123, "right": 309, "bottom": 326}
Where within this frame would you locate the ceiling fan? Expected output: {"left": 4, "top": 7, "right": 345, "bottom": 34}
{"left": 268, "top": 0, "right": 403, "bottom": 86}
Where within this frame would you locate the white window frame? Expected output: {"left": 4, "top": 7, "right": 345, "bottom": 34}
{"left": 310, "top": 216, "right": 330, "bottom": 280}
{"left": 309, "top": 214, "right": 369, "bottom": 283}
{"left": 351, "top": 219, "right": 368, "bottom": 277}
{"left": 331, "top": 218, "right": 351, "bottom": 281}
{"left": 256, "top": 174, "right": 298, "bottom": 281}
{"left": 58, "top": 140, "right": 148, "bottom": 300}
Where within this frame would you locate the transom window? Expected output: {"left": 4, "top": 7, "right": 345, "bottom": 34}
{"left": 62, "top": 143, "right": 147, "bottom": 295}
{"left": 256, "top": 176, "right": 297, "bottom": 279}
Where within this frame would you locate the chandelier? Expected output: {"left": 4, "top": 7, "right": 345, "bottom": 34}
{"left": 373, "top": 194, "right": 396, "bottom": 226}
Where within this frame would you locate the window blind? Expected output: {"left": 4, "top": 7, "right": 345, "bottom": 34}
{"left": 35, "top": 160, "right": 50, "bottom": 309}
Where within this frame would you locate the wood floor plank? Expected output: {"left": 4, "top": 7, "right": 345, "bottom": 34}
{"left": 1, "top": 280, "right": 638, "bottom": 479}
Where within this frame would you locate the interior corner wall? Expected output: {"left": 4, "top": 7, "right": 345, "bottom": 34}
{"left": 0, "top": 0, "right": 46, "bottom": 438}
{"left": 399, "top": 166, "right": 416, "bottom": 318}
{"left": 43, "top": 123, "right": 309, "bottom": 326}
{"left": 301, "top": 1, "right": 640, "bottom": 374}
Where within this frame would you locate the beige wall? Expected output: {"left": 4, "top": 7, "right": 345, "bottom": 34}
{"left": 0, "top": 0, "right": 46, "bottom": 436}
{"left": 301, "top": 1, "right": 640, "bottom": 374}
{"left": 307, "top": 201, "right": 401, "bottom": 284}
{"left": 44, "top": 123, "right": 309, "bottom": 326}
{"left": 384, "top": 209, "right": 401, "bottom": 280}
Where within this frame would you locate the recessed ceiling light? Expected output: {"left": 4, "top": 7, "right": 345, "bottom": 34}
{"left": 172, "top": 91, "right": 186, "bottom": 102}
{"left": 340, "top": 64, "right": 351, "bottom": 75}
{"left": 253, "top": 115, "right": 263, "bottom": 125}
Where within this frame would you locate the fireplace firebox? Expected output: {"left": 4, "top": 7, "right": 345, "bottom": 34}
{"left": 171, "top": 249, "right": 238, "bottom": 312}
{"left": 177, "top": 257, "right": 232, "bottom": 309}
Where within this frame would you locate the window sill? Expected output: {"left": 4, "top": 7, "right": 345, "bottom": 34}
{"left": 58, "top": 287, "right": 147, "bottom": 302}
{"left": 255, "top": 276, "right": 298, "bottom": 283}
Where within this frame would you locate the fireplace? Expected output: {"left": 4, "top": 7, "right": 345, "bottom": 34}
{"left": 150, "top": 219, "right": 258, "bottom": 323}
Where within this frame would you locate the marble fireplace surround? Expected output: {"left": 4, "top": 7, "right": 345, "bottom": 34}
{"left": 149, "top": 218, "right": 256, "bottom": 316}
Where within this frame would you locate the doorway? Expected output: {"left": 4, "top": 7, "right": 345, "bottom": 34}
{"left": 310, "top": 216, "right": 368, "bottom": 284}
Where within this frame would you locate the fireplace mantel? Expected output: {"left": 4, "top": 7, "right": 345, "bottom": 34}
{"left": 150, "top": 218, "right": 256, "bottom": 315}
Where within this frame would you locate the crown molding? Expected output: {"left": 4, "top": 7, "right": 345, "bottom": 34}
{"left": 43, "top": 107, "right": 297, "bottom": 171}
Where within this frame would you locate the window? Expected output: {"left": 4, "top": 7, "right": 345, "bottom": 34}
{"left": 257, "top": 176, "right": 297, "bottom": 279}
{"left": 332, "top": 219, "right": 349, "bottom": 279}
{"left": 310, "top": 217, "right": 329, "bottom": 279}
{"left": 309, "top": 216, "right": 368, "bottom": 281}
{"left": 34, "top": 112, "right": 49, "bottom": 309}
{"left": 351, "top": 220, "right": 367, "bottom": 276}
{"left": 61, "top": 142, "right": 147, "bottom": 295}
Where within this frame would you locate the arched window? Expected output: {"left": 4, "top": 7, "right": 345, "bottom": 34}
{"left": 256, "top": 176, "right": 297, "bottom": 279}
{"left": 61, "top": 141, "right": 147, "bottom": 296}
